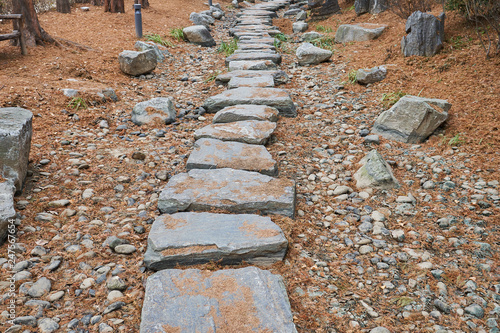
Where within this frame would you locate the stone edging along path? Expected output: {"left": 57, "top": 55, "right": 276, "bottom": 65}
{"left": 140, "top": 1, "right": 299, "bottom": 332}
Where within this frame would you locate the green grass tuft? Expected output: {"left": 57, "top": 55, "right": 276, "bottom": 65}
{"left": 67, "top": 97, "right": 87, "bottom": 111}
{"left": 217, "top": 38, "right": 238, "bottom": 56}
{"left": 381, "top": 91, "right": 406, "bottom": 108}
{"left": 145, "top": 33, "right": 174, "bottom": 47}
{"left": 170, "top": 28, "right": 185, "bottom": 42}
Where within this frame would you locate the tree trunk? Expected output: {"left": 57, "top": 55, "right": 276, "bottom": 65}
{"left": 135, "top": 0, "right": 149, "bottom": 9}
{"left": 104, "top": 0, "right": 125, "bottom": 13}
{"left": 56, "top": 0, "right": 71, "bottom": 13}
{"left": 12, "top": 0, "right": 56, "bottom": 46}
{"left": 91, "top": 0, "right": 104, "bottom": 6}
{"left": 308, "top": 0, "right": 340, "bottom": 19}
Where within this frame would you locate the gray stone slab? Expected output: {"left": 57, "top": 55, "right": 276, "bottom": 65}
{"left": 194, "top": 120, "right": 276, "bottom": 145}
{"left": 237, "top": 43, "right": 276, "bottom": 51}
{"left": 158, "top": 168, "right": 296, "bottom": 217}
{"left": 238, "top": 37, "right": 276, "bottom": 45}
{"left": 237, "top": 19, "right": 273, "bottom": 26}
{"left": 140, "top": 266, "right": 297, "bottom": 333}
{"left": 213, "top": 105, "right": 279, "bottom": 123}
{"left": 216, "top": 70, "right": 289, "bottom": 86}
{"left": 238, "top": 10, "right": 278, "bottom": 18}
{"left": 226, "top": 52, "right": 281, "bottom": 65}
{"left": 0, "top": 107, "right": 33, "bottom": 194}
{"left": 202, "top": 87, "right": 296, "bottom": 117}
{"left": 231, "top": 25, "right": 276, "bottom": 33}
{"left": 229, "top": 60, "right": 277, "bottom": 71}
{"left": 144, "top": 212, "right": 287, "bottom": 270}
{"left": 233, "top": 49, "right": 277, "bottom": 54}
{"left": 0, "top": 182, "right": 16, "bottom": 246}
{"left": 186, "top": 138, "right": 278, "bottom": 176}
{"left": 228, "top": 75, "right": 275, "bottom": 88}
{"left": 335, "top": 23, "right": 386, "bottom": 43}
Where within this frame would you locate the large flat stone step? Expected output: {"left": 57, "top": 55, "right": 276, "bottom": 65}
{"left": 216, "top": 69, "right": 289, "bottom": 86}
{"left": 194, "top": 120, "right": 276, "bottom": 145}
{"left": 228, "top": 75, "right": 275, "bottom": 88}
{"left": 213, "top": 105, "right": 279, "bottom": 123}
{"left": 229, "top": 60, "right": 277, "bottom": 71}
{"left": 186, "top": 138, "right": 278, "bottom": 176}
{"left": 226, "top": 52, "right": 282, "bottom": 65}
{"left": 144, "top": 212, "right": 287, "bottom": 270}
{"left": 202, "top": 87, "right": 296, "bottom": 117}
{"left": 140, "top": 266, "right": 297, "bottom": 332}
{"left": 158, "top": 168, "right": 296, "bottom": 218}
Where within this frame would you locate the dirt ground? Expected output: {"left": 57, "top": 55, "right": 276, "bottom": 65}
{"left": 0, "top": 0, "right": 499, "bottom": 332}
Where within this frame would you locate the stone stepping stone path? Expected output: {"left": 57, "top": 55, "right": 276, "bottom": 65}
{"left": 157, "top": 168, "right": 296, "bottom": 217}
{"left": 141, "top": 267, "right": 297, "bottom": 332}
{"left": 194, "top": 119, "right": 276, "bottom": 145}
{"left": 144, "top": 212, "right": 287, "bottom": 270}
{"left": 203, "top": 87, "right": 296, "bottom": 116}
{"left": 141, "top": 1, "right": 298, "bottom": 331}
{"left": 186, "top": 138, "right": 278, "bottom": 176}
{"left": 213, "top": 104, "right": 279, "bottom": 123}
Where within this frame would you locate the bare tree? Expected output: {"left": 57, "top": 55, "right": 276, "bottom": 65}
{"left": 104, "top": 0, "right": 125, "bottom": 13}
{"left": 12, "top": 0, "right": 56, "bottom": 46}
{"left": 56, "top": 0, "right": 71, "bottom": 13}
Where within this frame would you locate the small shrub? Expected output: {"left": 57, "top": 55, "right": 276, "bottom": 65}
{"left": 348, "top": 70, "right": 357, "bottom": 83}
{"left": 381, "top": 91, "right": 406, "bottom": 107}
{"left": 217, "top": 38, "right": 238, "bottom": 56}
{"left": 387, "top": 0, "right": 433, "bottom": 19}
{"left": 316, "top": 25, "right": 333, "bottom": 33}
{"left": 448, "top": 133, "right": 465, "bottom": 146}
{"left": 275, "top": 33, "right": 288, "bottom": 42}
{"left": 145, "top": 33, "right": 174, "bottom": 47}
{"left": 170, "top": 28, "right": 185, "bottom": 42}
{"left": 67, "top": 97, "right": 87, "bottom": 111}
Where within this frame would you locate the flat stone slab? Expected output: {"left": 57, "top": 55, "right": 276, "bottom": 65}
{"left": 216, "top": 70, "right": 289, "bottom": 86}
{"left": 194, "top": 120, "right": 276, "bottom": 145}
{"left": 239, "top": 37, "right": 276, "bottom": 45}
{"left": 226, "top": 52, "right": 281, "bottom": 65}
{"left": 186, "top": 138, "right": 278, "bottom": 176}
{"left": 202, "top": 87, "right": 296, "bottom": 117}
{"left": 158, "top": 168, "right": 296, "bottom": 217}
{"left": 233, "top": 29, "right": 282, "bottom": 38}
{"left": 237, "top": 19, "right": 273, "bottom": 25}
{"left": 335, "top": 23, "right": 386, "bottom": 43}
{"left": 238, "top": 10, "right": 278, "bottom": 17}
{"left": 144, "top": 212, "right": 287, "bottom": 270}
{"left": 228, "top": 75, "right": 275, "bottom": 88}
{"left": 140, "top": 266, "right": 297, "bottom": 333}
{"left": 238, "top": 43, "right": 276, "bottom": 51}
{"left": 0, "top": 107, "right": 33, "bottom": 194}
{"left": 0, "top": 182, "right": 16, "bottom": 246}
{"left": 213, "top": 105, "right": 279, "bottom": 123}
{"left": 229, "top": 60, "right": 277, "bottom": 71}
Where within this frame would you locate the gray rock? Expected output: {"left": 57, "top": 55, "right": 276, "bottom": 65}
{"left": 240, "top": 9, "right": 278, "bottom": 18}
{"left": 194, "top": 120, "right": 276, "bottom": 145}
{"left": 293, "top": 22, "right": 308, "bottom": 33}
{"left": 228, "top": 60, "right": 277, "bottom": 71}
{"left": 0, "top": 182, "right": 16, "bottom": 245}
{"left": 213, "top": 105, "right": 279, "bottom": 123}
{"left": 103, "top": 301, "right": 125, "bottom": 315}
{"left": 28, "top": 277, "right": 52, "bottom": 298}
{"left": 189, "top": 12, "right": 215, "bottom": 27}
{"left": 354, "top": 150, "right": 400, "bottom": 189}
{"left": 364, "top": 134, "right": 380, "bottom": 144}
{"left": 372, "top": 95, "right": 451, "bottom": 143}
{"left": 38, "top": 318, "right": 59, "bottom": 333}
{"left": 402, "top": 11, "right": 444, "bottom": 57}
{"left": 300, "top": 31, "right": 323, "bottom": 42}
{"left": 140, "top": 267, "right": 297, "bottom": 332}
{"left": 131, "top": 97, "right": 176, "bottom": 126}
{"left": 202, "top": 87, "right": 296, "bottom": 117}
{"left": 226, "top": 52, "right": 281, "bottom": 65}
{"left": 355, "top": 0, "right": 387, "bottom": 15}
{"left": 118, "top": 50, "right": 157, "bottom": 76}
{"left": 134, "top": 41, "right": 167, "bottom": 63}
{"left": 62, "top": 88, "right": 79, "bottom": 97}
{"left": 370, "top": 327, "right": 391, "bottom": 333}
{"left": 158, "top": 168, "right": 296, "bottom": 218}
{"left": 216, "top": 70, "right": 289, "bottom": 86}
{"left": 144, "top": 212, "right": 288, "bottom": 270}
{"left": 107, "top": 276, "right": 127, "bottom": 291}
{"left": 228, "top": 75, "right": 275, "bottom": 88}
{"left": 237, "top": 43, "right": 276, "bottom": 52}
{"left": 465, "top": 304, "right": 484, "bottom": 318}
{"left": 356, "top": 66, "right": 387, "bottom": 84}
{"left": 434, "top": 299, "right": 451, "bottom": 314}
{"left": 13, "top": 316, "right": 37, "bottom": 327}
{"left": 296, "top": 42, "right": 332, "bottom": 66}
{"left": 183, "top": 25, "right": 216, "bottom": 47}
{"left": 296, "top": 10, "right": 307, "bottom": 21}
{"left": 186, "top": 138, "right": 278, "bottom": 176}
{"left": 335, "top": 23, "right": 386, "bottom": 43}
{"left": 0, "top": 107, "right": 33, "bottom": 194}
{"left": 114, "top": 244, "right": 136, "bottom": 254}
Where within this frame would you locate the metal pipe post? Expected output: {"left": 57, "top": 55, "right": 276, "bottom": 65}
{"left": 134, "top": 4, "right": 143, "bottom": 38}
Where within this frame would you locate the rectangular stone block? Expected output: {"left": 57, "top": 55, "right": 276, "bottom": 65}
{"left": 186, "top": 138, "right": 278, "bottom": 176}
{"left": 213, "top": 105, "right": 279, "bottom": 123}
{"left": 0, "top": 182, "right": 16, "bottom": 245}
{"left": 228, "top": 75, "right": 275, "bottom": 88}
{"left": 144, "top": 212, "right": 287, "bottom": 270}
{"left": 194, "top": 120, "right": 276, "bottom": 145}
{"left": 140, "top": 267, "right": 297, "bottom": 333}
{"left": 0, "top": 107, "right": 33, "bottom": 194}
{"left": 202, "top": 87, "right": 296, "bottom": 117}
{"left": 158, "top": 168, "right": 296, "bottom": 218}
